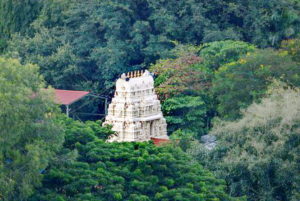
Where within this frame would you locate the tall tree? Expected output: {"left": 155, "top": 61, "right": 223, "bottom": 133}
{"left": 150, "top": 47, "right": 210, "bottom": 138}
{"left": 0, "top": 57, "right": 64, "bottom": 200}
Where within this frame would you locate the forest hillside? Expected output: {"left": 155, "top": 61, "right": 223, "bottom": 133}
{"left": 0, "top": 0, "right": 300, "bottom": 201}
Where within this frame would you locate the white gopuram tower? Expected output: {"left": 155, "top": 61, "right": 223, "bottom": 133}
{"left": 104, "top": 70, "right": 168, "bottom": 142}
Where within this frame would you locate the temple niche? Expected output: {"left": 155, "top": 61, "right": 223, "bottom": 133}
{"left": 103, "top": 70, "right": 168, "bottom": 142}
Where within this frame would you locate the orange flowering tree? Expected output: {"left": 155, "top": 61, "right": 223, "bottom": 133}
{"left": 150, "top": 53, "right": 209, "bottom": 100}
{"left": 150, "top": 50, "right": 211, "bottom": 139}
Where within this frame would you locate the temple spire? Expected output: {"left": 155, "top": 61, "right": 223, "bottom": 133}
{"left": 103, "top": 71, "right": 168, "bottom": 142}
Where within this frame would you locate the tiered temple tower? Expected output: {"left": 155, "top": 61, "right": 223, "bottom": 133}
{"left": 103, "top": 70, "right": 168, "bottom": 142}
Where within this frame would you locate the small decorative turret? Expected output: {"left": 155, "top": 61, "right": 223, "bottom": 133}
{"left": 125, "top": 70, "right": 145, "bottom": 78}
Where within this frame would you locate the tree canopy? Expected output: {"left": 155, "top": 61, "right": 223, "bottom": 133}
{"left": 5, "top": 0, "right": 300, "bottom": 94}
{"left": 0, "top": 0, "right": 42, "bottom": 51}
{"left": 189, "top": 83, "right": 300, "bottom": 201}
{"left": 0, "top": 1, "right": 300, "bottom": 200}
{"left": 30, "top": 117, "right": 240, "bottom": 201}
{"left": 0, "top": 57, "right": 64, "bottom": 200}
{"left": 213, "top": 48, "right": 300, "bottom": 120}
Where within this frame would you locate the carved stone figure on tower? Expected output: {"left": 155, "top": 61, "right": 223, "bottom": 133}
{"left": 103, "top": 70, "right": 168, "bottom": 142}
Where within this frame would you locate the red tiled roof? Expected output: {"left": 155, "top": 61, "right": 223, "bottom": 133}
{"left": 151, "top": 137, "right": 170, "bottom": 146}
{"left": 53, "top": 89, "right": 89, "bottom": 105}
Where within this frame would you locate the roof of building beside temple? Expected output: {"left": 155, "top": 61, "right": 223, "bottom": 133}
{"left": 52, "top": 89, "right": 90, "bottom": 105}
{"left": 151, "top": 137, "right": 170, "bottom": 146}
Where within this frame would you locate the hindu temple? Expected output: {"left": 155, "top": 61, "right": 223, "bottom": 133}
{"left": 103, "top": 70, "right": 168, "bottom": 142}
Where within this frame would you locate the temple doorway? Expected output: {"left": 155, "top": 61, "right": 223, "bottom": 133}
{"left": 150, "top": 121, "right": 155, "bottom": 137}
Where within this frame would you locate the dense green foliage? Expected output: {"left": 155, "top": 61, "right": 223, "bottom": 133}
{"left": 162, "top": 96, "right": 207, "bottom": 137}
{"left": 189, "top": 84, "right": 300, "bottom": 201}
{"left": 150, "top": 50, "right": 209, "bottom": 138}
{"left": 281, "top": 38, "right": 300, "bottom": 62}
{"left": 151, "top": 41, "right": 256, "bottom": 138}
{"left": 203, "top": 0, "right": 300, "bottom": 46}
{"left": 199, "top": 40, "right": 256, "bottom": 70}
{"left": 0, "top": 0, "right": 42, "bottom": 51}
{"left": 213, "top": 48, "right": 300, "bottom": 120}
{"left": 1, "top": 1, "right": 300, "bottom": 200}
{"left": 151, "top": 39, "right": 300, "bottom": 201}
{"left": 30, "top": 118, "right": 239, "bottom": 201}
{"left": 5, "top": 0, "right": 300, "bottom": 94}
{"left": 0, "top": 58, "right": 63, "bottom": 200}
